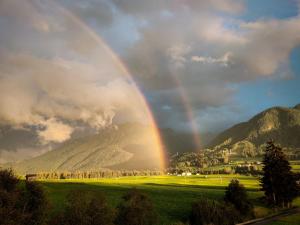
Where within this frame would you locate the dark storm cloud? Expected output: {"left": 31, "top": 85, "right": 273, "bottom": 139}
{"left": 111, "top": 0, "right": 244, "bottom": 16}
{"left": 60, "top": 0, "right": 114, "bottom": 27}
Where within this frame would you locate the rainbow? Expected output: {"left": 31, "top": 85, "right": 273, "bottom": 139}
{"left": 172, "top": 75, "right": 202, "bottom": 149}
{"left": 29, "top": 0, "right": 203, "bottom": 169}
{"left": 41, "top": 0, "right": 167, "bottom": 169}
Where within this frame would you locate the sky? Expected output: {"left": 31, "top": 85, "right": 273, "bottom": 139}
{"left": 0, "top": 0, "right": 300, "bottom": 154}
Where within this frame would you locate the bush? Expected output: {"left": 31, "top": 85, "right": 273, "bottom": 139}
{"left": 86, "top": 194, "right": 115, "bottom": 225}
{"left": 21, "top": 181, "right": 49, "bottom": 225}
{"left": 224, "top": 179, "right": 254, "bottom": 218}
{"left": 63, "top": 190, "right": 90, "bottom": 225}
{"left": 0, "top": 169, "right": 18, "bottom": 192}
{"left": 50, "top": 190, "right": 115, "bottom": 225}
{"left": 0, "top": 169, "right": 48, "bottom": 225}
{"left": 189, "top": 198, "right": 241, "bottom": 225}
{"left": 0, "top": 188, "right": 26, "bottom": 225}
{"left": 116, "top": 188, "right": 158, "bottom": 225}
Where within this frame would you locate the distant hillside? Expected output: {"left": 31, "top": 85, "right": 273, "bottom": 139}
{"left": 9, "top": 123, "right": 162, "bottom": 174}
{"left": 0, "top": 126, "right": 39, "bottom": 151}
{"left": 1, "top": 123, "right": 213, "bottom": 173}
{"left": 159, "top": 129, "right": 215, "bottom": 154}
{"left": 208, "top": 104, "right": 300, "bottom": 158}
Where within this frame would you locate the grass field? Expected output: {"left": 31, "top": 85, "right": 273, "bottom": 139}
{"left": 39, "top": 174, "right": 267, "bottom": 224}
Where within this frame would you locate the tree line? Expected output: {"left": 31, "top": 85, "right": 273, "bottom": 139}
{"left": 167, "top": 165, "right": 261, "bottom": 175}
{"left": 26, "top": 170, "right": 163, "bottom": 180}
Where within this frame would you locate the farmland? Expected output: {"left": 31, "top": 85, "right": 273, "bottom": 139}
{"left": 40, "top": 175, "right": 266, "bottom": 224}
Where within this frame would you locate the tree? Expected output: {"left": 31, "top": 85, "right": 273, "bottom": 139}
{"left": 260, "top": 141, "right": 298, "bottom": 207}
{"left": 116, "top": 188, "right": 157, "bottom": 225}
{"left": 189, "top": 198, "right": 241, "bottom": 225}
{"left": 224, "top": 179, "right": 253, "bottom": 218}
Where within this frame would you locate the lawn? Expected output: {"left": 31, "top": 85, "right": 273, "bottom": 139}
{"left": 39, "top": 174, "right": 264, "bottom": 224}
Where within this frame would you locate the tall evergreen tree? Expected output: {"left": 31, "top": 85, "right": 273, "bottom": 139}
{"left": 260, "top": 141, "right": 298, "bottom": 207}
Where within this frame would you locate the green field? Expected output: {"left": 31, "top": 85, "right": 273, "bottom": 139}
{"left": 39, "top": 175, "right": 300, "bottom": 224}
{"left": 40, "top": 175, "right": 268, "bottom": 224}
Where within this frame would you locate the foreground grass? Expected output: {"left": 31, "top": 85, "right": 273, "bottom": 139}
{"left": 39, "top": 174, "right": 265, "bottom": 224}
{"left": 267, "top": 214, "right": 300, "bottom": 225}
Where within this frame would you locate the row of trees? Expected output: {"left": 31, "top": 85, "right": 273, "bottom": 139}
{"left": 29, "top": 170, "right": 163, "bottom": 180}
{"left": 168, "top": 165, "right": 261, "bottom": 175}
{"left": 33, "top": 166, "right": 261, "bottom": 178}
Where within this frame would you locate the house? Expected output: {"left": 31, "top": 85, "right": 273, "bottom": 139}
{"left": 182, "top": 172, "right": 192, "bottom": 176}
{"left": 25, "top": 174, "right": 37, "bottom": 181}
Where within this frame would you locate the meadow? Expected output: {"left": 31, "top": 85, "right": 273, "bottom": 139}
{"left": 40, "top": 175, "right": 268, "bottom": 224}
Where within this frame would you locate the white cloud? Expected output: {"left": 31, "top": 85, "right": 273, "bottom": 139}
{"left": 196, "top": 18, "right": 247, "bottom": 45}
{"left": 191, "top": 52, "right": 233, "bottom": 67}
{"left": 167, "top": 44, "right": 191, "bottom": 68}
{"left": 0, "top": 53, "right": 148, "bottom": 144}
{"left": 237, "top": 17, "right": 300, "bottom": 76}
{"left": 38, "top": 118, "right": 73, "bottom": 143}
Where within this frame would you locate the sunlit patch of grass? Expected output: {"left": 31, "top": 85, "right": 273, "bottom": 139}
{"left": 291, "top": 164, "right": 300, "bottom": 171}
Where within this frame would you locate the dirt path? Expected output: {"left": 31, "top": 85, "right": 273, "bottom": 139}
{"left": 237, "top": 208, "right": 300, "bottom": 225}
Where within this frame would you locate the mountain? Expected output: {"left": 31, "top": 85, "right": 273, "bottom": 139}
{"left": 1, "top": 123, "right": 215, "bottom": 174}
{"left": 207, "top": 104, "right": 300, "bottom": 157}
{"left": 159, "top": 129, "right": 216, "bottom": 154}
{"left": 8, "top": 123, "right": 162, "bottom": 174}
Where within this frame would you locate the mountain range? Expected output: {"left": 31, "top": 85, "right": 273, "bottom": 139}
{"left": 207, "top": 104, "right": 300, "bottom": 157}
{"left": 1, "top": 104, "right": 300, "bottom": 173}
{"left": 4, "top": 123, "right": 162, "bottom": 174}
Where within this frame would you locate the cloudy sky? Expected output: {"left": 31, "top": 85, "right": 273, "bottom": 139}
{"left": 0, "top": 0, "right": 300, "bottom": 153}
